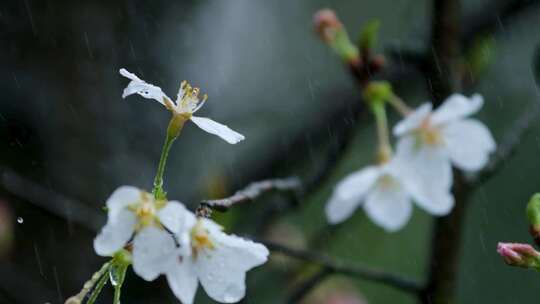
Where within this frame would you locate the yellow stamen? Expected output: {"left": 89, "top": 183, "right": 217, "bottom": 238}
{"left": 419, "top": 118, "right": 443, "bottom": 146}
{"left": 191, "top": 220, "right": 215, "bottom": 258}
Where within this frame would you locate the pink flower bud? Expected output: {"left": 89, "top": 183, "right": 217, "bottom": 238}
{"left": 497, "top": 242, "right": 540, "bottom": 268}
{"left": 313, "top": 9, "right": 343, "bottom": 42}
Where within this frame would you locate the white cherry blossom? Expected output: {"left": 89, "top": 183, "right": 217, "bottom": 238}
{"left": 392, "top": 94, "right": 495, "bottom": 213}
{"left": 162, "top": 211, "right": 269, "bottom": 304}
{"left": 119, "top": 68, "right": 245, "bottom": 144}
{"left": 93, "top": 186, "right": 187, "bottom": 281}
{"left": 325, "top": 158, "right": 453, "bottom": 231}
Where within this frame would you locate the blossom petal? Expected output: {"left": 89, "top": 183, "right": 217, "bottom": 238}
{"left": 325, "top": 166, "right": 381, "bottom": 224}
{"left": 157, "top": 201, "right": 189, "bottom": 234}
{"left": 394, "top": 135, "right": 454, "bottom": 215}
{"left": 119, "top": 68, "right": 171, "bottom": 106}
{"left": 364, "top": 177, "right": 412, "bottom": 232}
{"left": 442, "top": 119, "right": 496, "bottom": 171}
{"left": 166, "top": 260, "right": 199, "bottom": 304}
{"left": 106, "top": 186, "right": 141, "bottom": 223}
{"left": 132, "top": 226, "right": 178, "bottom": 281}
{"left": 197, "top": 229, "right": 269, "bottom": 303}
{"left": 93, "top": 209, "right": 136, "bottom": 256}
{"left": 431, "top": 94, "right": 484, "bottom": 126}
{"left": 413, "top": 188, "right": 455, "bottom": 216}
{"left": 190, "top": 116, "right": 245, "bottom": 144}
{"left": 393, "top": 103, "right": 432, "bottom": 136}
{"left": 395, "top": 135, "right": 453, "bottom": 191}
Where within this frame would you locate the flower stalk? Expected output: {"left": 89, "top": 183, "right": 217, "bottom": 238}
{"left": 371, "top": 102, "right": 392, "bottom": 164}
{"left": 388, "top": 94, "right": 412, "bottom": 117}
{"left": 64, "top": 261, "right": 111, "bottom": 304}
{"left": 152, "top": 114, "right": 188, "bottom": 200}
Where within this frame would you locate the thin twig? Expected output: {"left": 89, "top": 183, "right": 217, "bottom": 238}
{"left": 261, "top": 239, "right": 423, "bottom": 294}
{"left": 196, "top": 177, "right": 302, "bottom": 216}
{"left": 466, "top": 101, "right": 540, "bottom": 188}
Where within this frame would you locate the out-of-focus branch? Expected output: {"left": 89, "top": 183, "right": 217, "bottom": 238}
{"left": 0, "top": 167, "right": 102, "bottom": 232}
{"left": 196, "top": 177, "right": 302, "bottom": 217}
{"left": 466, "top": 101, "right": 540, "bottom": 188}
{"left": 261, "top": 239, "right": 423, "bottom": 294}
{"left": 422, "top": 1, "right": 464, "bottom": 304}
{"left": 286, "top": 268, "right": 332, "bottom": 304}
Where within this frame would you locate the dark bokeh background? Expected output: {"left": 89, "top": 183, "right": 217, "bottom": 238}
{"left": 1, "top": 0, "right": 540, "bottom": 303}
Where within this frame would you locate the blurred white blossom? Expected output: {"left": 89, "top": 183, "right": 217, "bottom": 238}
{"left": 119, "top": 68, "right": 245, "bottom": 144}
{"left": 93, "top": 186, "right": 187, "bottom": 281}
{"left": 325, "top": 160, "right": 411, "bottom": 231}
{"left": 393, "top": 94, "right": 495, "bottom": 214}
{"left": 325, "top": 158, "right": 453, "bottom": 231}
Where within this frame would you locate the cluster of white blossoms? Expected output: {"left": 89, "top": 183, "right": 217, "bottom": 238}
{"left": 89, "top": 70, "right": 267, "bottom": 303}
{"left": 326, "top": 94, "right": 496, "bottom": 231}
{"left": 94, "top": 186, "right": 269, "bottom": 303}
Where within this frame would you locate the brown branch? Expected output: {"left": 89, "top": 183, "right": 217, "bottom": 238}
{"left": 261, "top": 239, "right": 423, "bottom": 294}
{"left": 422, "top": 1, "right": 464, "bottom": 303}
{"left": 196, "top": 177, "right": 302, "bottom": 216}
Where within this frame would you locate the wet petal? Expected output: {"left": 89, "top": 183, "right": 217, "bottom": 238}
{"left": 431, "top": 94, "right": 483, "bottom": 125}
{"left": 132, "top": 226, "right": 178, "bottom": 281}
{"left": 157, "top": 201, "right": 189, "bottom": 234}
{"left": 364, "top": 176, "right": 412, "bottom": 232}
{"left": 166, "top": 259, "right": 199, "bottom": 304}
{"left": 325, "top": 166, "right": 381, "bottom": 224}
{"left": 106, "top": 186, "right": 141, "bottom": 223}
{"left": 190, "top": 116, "right": 245, "bottom": 144}
{"left": 393, "top": 103, "right": 432, "bottom": 136}
{"left": 93, "top": 209, "right": 136, "bottom": 256}
{"left": 442, "top": 119, "right": 496, "bottom": 171}
{"left": 119, "top": 68, "right": 171, "bottom": 106}
{"left": 197, "top": 229, "right": 268, "bottom": 303}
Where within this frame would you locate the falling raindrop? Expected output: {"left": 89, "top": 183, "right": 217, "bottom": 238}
{"left": 17, "top": 217, "right": 24, "bottom": 224}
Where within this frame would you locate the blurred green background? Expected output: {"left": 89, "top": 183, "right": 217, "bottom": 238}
{"left": 1, "top": 0, "right": 540, "bottom": 303}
